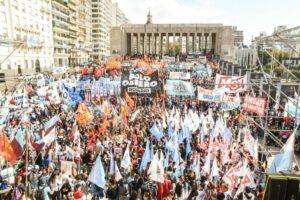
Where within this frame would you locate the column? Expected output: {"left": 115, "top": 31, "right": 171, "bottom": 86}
{"left": 208, "top": 33, "right": 212, "bottom": 52}
{"left": 151, "top": 33, "right": 155, "bottom": 54}
{"left": 186, "top": 33, "right": 189, "bottom": 54}
{"left": 204, "top": 33, "right": 208, "bottom": 52}
{"left": 198, "top": 33, "right": 201, "bottom": 51}
{"left": 143, "top": 33, "right": 147, "bottom": 54}
{"left": 166, "top": 33, "right": 169, "bottom": 55}
{"left": 130, "top": 33, "right": 134, "bottom": 55}
{"left": 179, "top": 33, "right": 182, "bottom": 53}
{"left": 148, "top": 33, "right": 151, "bottom": 54}
{"left": 192, "top": 33, "right": 196, "bottom": 53}
{"left": 157, "top": 33, "right": 161, "bottom": 55}
{"left": 137, "top": 33, "right": 140, "bottom": 54}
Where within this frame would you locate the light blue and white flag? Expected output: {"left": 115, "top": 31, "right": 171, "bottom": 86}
{"left": 121, "top": 144, "right": 131, "bottom": 171}
{"left": 150, "top": 123, "right": 164, "bottom": 140}
{"left": 89, "top": 155, "right": 106, "bottom": 188}
{"left": 268, "top": 130, "right": 296, "bottom": 173}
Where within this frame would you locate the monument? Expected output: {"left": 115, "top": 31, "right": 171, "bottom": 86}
{"left": 110, "top": 11, "right": 235, "bottom": 60}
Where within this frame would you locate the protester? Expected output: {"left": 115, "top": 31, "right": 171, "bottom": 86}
{"left": 0, "top": 55, "right": 298, "bottom": 200}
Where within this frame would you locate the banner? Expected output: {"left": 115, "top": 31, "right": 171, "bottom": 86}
{"left": 169, "top": 72, "right": 191, "bottom": 80}
{"left": 242, "top": 95, "right": 266, "bottom": 116}
{"left": 215, "top": 74, "right": 248, "bottom": 93}
{"left": 285, "top": 98, "right": 300, "bottom": 118}
{"left": 121, "top": 71, "right": 159, "bottom": 96}
{"left": 193, "top": 66, "right": 212, "bottom": 77}
{"left": 166, "top": 80, "right": 194, "bottom": 96}
{"left": 197, "top": 87, "right": 227, "bottom": 102}
{"left": 220, "top": 95, "right": 241, "bottom": 111}
{"left": 91, "top": 78, "right": 121, "bottom": 97}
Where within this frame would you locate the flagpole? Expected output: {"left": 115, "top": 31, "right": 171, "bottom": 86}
{"left": 25, "top": 128, "right": 29, "bottom": 200}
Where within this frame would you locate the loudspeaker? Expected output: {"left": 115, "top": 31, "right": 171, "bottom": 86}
{"left": 264, "top": 175, "right": 300, "bottom": 200}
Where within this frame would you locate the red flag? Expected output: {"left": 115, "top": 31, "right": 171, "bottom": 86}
{"left": 0, "top": 131, "right": 17, "bottom": 163}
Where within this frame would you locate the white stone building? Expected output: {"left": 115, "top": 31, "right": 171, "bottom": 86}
{"left": 91, "top": 0, "right": 113, "bottom": 62}
{"left": 111, "top": 2, "right": 129, "bottom": 27}
{"left": 0, "top": 0, "right": 54, "bottom": 76}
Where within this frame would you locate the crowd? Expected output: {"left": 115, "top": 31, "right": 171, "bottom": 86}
{"left": 0, "top": 55, "right": 299, "bottom": 200}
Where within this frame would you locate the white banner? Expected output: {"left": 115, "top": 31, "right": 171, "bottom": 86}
{"left": 220, "top": 94, "right": 241, "bottom": 111}
{"left": 169, "top": 72, "right": 191, "bottom": 80}
{"left": 215, "top": 74, "right": 248, "bottom": 93}
{"left": 197, "top": 87, "right": 227, "bottom": 102}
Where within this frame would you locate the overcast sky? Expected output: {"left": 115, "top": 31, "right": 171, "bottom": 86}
{"left": 114, "top": 0, "right": 300, "bottom": 45}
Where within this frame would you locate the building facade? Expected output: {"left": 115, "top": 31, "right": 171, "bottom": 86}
{"left": 91, "top": 0, "right": 113, "bottom": 62}
{"left": 233, "top": 27, "right": 244, "bottom": 47}
{"left": 0, "top": 0, "right": 54, "bottom": 76}
{"left": 110, "top": 13, "right": 236, "bottom": 61}
{"left": 52, "top": 0, "right": 92, "bottom": 67}
{"left": 112, "top": 2, "right": 129, "bottom": 27}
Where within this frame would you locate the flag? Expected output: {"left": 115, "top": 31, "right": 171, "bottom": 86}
{"left": 89, "top": 155, "right": 106, "bottom": 188}
{"left": 268, "top": 130, "right": 296, "bottom": 173}
{"left": 150, "top": 123, "right": 164, "bottom": 140}
{"left": 0, "top": 130, "right": 17, "bottom": 163}
{"left": 121, "top": 144, "right": 131, "bottom": 171}
{"left": 185, "top": 138, "right": 191, "bottom": 158}
{"left": 148, "top": 151, "right": 164, "bottom": 183}
{"left": 139, "top": 140, "right": 151, "bottom": 172}
{"left": 211, "top": 157, "right": 219, "bottom": 178}
{"left": 124, "top": 91, "right": 135, "bottom": 110}
{"left": 10, "top": 127, "right": 25, "bottom": 158}
{"left": 222, "top": 127, "right": 232, "bottom": 141}
{"left": 203, "top": 150, "right": 211, "bottom": 174}
{"left": 115, "top": 161, "right": 122, "bottom": 182}
{"left": 109, "top": 151, "right": 115, "bottom": 175}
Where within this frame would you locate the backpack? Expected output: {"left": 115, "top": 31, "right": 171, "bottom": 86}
{"left": 35, "top": 187, "right": 45, "bottom": 199}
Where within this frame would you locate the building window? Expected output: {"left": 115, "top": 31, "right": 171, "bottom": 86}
{"left": 31, "top": 60, "right": 34, "bottom": 68}
{"left": 25, "top": 60, "right": 28, "bottom": 68}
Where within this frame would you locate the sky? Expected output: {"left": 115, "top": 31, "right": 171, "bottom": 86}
{"left": 114, "top": 0, "right": 300, "bottom": 45}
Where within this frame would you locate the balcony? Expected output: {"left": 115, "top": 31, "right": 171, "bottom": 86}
{"left": 53, "top": 0, "right": 68, "bottom": 8}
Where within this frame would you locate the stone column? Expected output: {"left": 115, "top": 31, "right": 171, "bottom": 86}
{"left": 130, "top": 33, "right": 134, "bottom": 55}
{"left": 198, "top": 33, "right": 201, "bottom": 51}
{"left": 137, "top": 33, "right": 140, "bottom": 54}
{"left": 148, "top": 33, "right": 151, "bottom": 54}
{"left": 186, "top": 33, "right": 189, "bottom": 54}
{"left": 179, "top": 33, "right": 182, "bottom": 53}
{"left": 143, "top": 33, "right": 147, "bottom": 54}
{"left": 157, "top": 33, "right": 161, "bottom": 55}
{"left": 204, "top": 33, "right": 208, "bottom": 52}
{"left": 208, "top": 33, "right": 212, "bottom": 52}
{"left": 166, "top": 33, "right": 169, "bottom": 55}
{"left": 193, "top": 33, "right": 196, "bottom": 52}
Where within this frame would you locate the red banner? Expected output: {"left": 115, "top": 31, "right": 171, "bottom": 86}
{"left": 242, "top": 95, "right": 266, "bottom": 116}
{"left": 215, "top": 74, "right": 248, "bottom": 93}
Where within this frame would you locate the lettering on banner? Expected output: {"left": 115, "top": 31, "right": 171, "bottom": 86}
{"left": 121, "top": 71, "right": 159, "bottom": 96}
{"left": 216, "top": 74, "right": 247, "bottom": 93}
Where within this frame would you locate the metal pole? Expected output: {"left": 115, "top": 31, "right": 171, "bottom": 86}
{"left": 263, "top": 84, "right": 271, "bottom": 150}
{"left": 25, "top": 128, "right": 29, "bottom": 200}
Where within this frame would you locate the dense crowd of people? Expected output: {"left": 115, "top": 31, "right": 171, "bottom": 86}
{"left": 0, "top": 55, "right": 299, "bottom": 200}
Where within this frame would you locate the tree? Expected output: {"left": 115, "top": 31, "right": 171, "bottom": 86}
{"left": 168, "top": 42, "right": 181, "bottom": 56}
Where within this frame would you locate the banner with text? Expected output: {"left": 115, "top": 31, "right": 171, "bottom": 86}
{"left": 284, "top": 97, "right": 300, "bottom": 118}
{"left": 215, "top": 74, "right": 248, "bottom": 93}
{"left": 220, "top": 94, "right": 241, "bottom": 111}
{"left": 121, "top": 71, "right": 159, "bottom": 96}
{"left": 242, "top": 95, "right": 266, "bottom": 116}
{"left": 197, "top": 87, "right": 227, "bottom": 102}
{"left": 169, "top": 72, "right": 191, "bottom": 80}
{"left": 166, "top": 80, "right": 195, "bottom": 96}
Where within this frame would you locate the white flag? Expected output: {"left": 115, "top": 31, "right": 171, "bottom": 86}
{"left": 89, "top": 155, "right": 106, "bottom": 188}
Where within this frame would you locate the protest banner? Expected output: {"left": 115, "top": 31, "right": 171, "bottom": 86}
{"left": 220, "top": 94, "right": 241, "bottom": 111}
{"left": 169, "top": 72, "right": 191, "bottom": 80}
{"left": 242, "top": 95, "right": 266, "bottom": 116}
{"left": 284, "top": 97, "right": 300, "bottom": 118}
{"left": 121, "top": 71, "right": 159, "bottom": 96}
{"left": 197, "top": 87, "right": 227, "bottom": 102}
{"left": 215, "top": 74, "right": 248, "bottom": 93}
{"left": 166, "top": 80, "right": 194, "bottom": 96}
